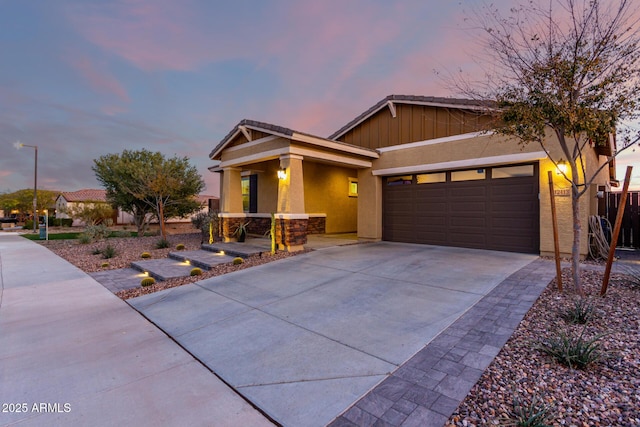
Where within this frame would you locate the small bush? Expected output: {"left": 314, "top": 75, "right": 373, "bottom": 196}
{"left": 538, "top": 327, "right": 605, "bottom": 369}
{"left": 101, "top": 262, "right": 110, "bottom": 268}
{"left": 233, "top": 257, "right": 244, "bottom": 265}
{"left": 85, "top": 224, "right": 110, "bottom": 241}
{"left": 101, "top": 245, "right": 117, "bottom": 259}
{"left": 561, "top": 298, "right": 594, "bottom": 324}
{"left": 176, "top": 243, "right": 185, "bottom": 251}
{"left": 114, "top": 230, "right": 131, "bottom": 238}
{"left": 502, "top": 392, "right": 555, "bottom": 427}
{"left": 91, "top": 247, "right": 103, "bottom": 255}
{"left": 140, "top": 252, "right": 151, "bottom": 259}
{"left": 190, "top": 267, "right": 203, "bottom": 276}
{"left": 78, "top": 233, "right": 92, "bottom": 244}
{"left": 140, "top": 277, "right": 156, "bottom": 287}
{"left": 155, "top": 238, "right": 170, "bottom": 249}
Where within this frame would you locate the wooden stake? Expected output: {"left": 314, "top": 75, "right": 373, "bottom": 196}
{"left": 548, "top": 171, "right": 563, "bottom": 292}
{"left": 601, "top": 166, "right": 633, "bottom": 296}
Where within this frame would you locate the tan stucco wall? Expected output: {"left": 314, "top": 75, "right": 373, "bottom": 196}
{"left": 357, "top": 169, "right": 383, "bottom": 240}
{"left": 220, "top": 137, "right": 290, "bottom": 165}
{"left": 304, "top": 162, "right": 358, "bottom": 233}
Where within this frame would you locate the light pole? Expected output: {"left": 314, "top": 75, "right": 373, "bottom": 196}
{"left": 14, "top": 141, "right": 38, "bottom": 233}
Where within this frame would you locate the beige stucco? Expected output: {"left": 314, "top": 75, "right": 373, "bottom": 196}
{"left": 277, "top": 155, "right": 305, "bottom": 214}
{"left": 357, "top": 169, "right": 383, "bottom": 240}
{"left": 220, "top": 167, "right": 243, "bottom": 213}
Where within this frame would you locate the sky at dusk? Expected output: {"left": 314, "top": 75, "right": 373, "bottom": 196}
{"left": 1, "top": 0, "right": 639, "bottom": 196}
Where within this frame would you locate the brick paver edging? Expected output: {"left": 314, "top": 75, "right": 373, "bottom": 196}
{"left": 328, "top": 258, "right": 556, "bottom": 427}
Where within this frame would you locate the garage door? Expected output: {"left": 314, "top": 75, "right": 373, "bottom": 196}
{"left": 383, "top": 163, "right": 539, "bottom": 253}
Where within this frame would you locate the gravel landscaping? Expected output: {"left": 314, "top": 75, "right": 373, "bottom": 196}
{"left": 38, "top": 232, "right": 639, "bottom": 425}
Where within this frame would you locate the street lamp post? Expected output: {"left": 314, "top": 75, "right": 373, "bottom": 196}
{"left": 14, "top": 141, "right": 38, "bottom": 233}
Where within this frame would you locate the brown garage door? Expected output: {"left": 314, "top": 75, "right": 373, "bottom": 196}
{"left": 383, "top": 163, "right": 539, "bottom": 253}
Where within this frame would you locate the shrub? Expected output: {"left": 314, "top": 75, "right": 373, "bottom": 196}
{"left": 538, "top": 327, "right": 605, "bottom": 369}
{"left": 561, "top": 298, "right": 594, "bottom": 324}
{"left": 78, "top": 233, "right": 92, "bottom": 244}
{"left": 91, "top": 247, "right": 103, "bottom": 255}
{"left": 502, "top": 392, "right": 555, "bottom": 427}
{"left": 190, "top": 267, "right": 203, "bottom": 276}
{"left": 140, "top": 252, "right": 151, "bottom": 259}
{"left": 176, "top": 243, "right": 185, "bottom": 251}
{"left": 85, "top": 224, "right": 110, "bottom": 241}
{"left": 101, "top": 245, "right": 117, "bottom": 259}
{"left": 233, "top": 257, "right": 243, "bottom": 265}
{"left": 140, "top": 277, "right": 156, "bottom": 287}
{"left": 155, "top": 238, "right": 170, "bottom": 249}
{"left": 114, "top": 230, "right": 131, "bottom": 238}
{"left": 101, "top": 262, "right": 110, "bottom": 268}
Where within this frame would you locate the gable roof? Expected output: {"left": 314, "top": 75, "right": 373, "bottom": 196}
{"left": 59, "top": 189, "right": 107, "bottom": 203}
{"left": 328, "top": 95, "right": 494, "bottom": 141}
{"left": 209, "top": 119, "right": 378, "bottom": 161}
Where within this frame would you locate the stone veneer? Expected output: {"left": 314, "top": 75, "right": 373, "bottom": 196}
{"left": 307, "top": 216, "right": 326, "bottom": 234}
{"left": 275, "top": 218, "right": 307, "bottom": 250}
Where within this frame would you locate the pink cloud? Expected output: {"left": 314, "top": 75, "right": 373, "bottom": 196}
{"left": 70, "top": 55, "right": 130, "bottom": 103}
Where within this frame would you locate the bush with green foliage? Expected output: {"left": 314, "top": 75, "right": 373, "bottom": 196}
{"left": 140, "top": 277, "right": 156, "bottom": 287}
{"left": 561, "top": 298, "right": 594, "bottom": 325}
{"left": 233, "top": 257, "right": 243, "bottom": 265}
{"left": 190, "top": 267, "right": 203, "bottom": 276}
{"left": 191, "top": 211, "right": 218, "bottom": 243}
{"left": 502, "top": 392, "right": 555, "bottom": 427}
{"left": 155, "top": 238, "right": 170, "bottom": 249}
{"left": 101, "top": 245, "right": 117, "bottom": 259}
{"left": 91, "top": 247, "right": 103, "bottom": 255}
{"left": 78, "top": 233, "right": 92, "bottom": 244}
{"left": 538, "top": 327, "right": 605, "bottom": 369}
{"left": 176, "top": 243, "right": 185, "bottom": 250}
{"left": 84, "top": 224, "right": 110, "bottom": 241}
{"left": 140, "top": 252, "right": 151, "bottom": 259}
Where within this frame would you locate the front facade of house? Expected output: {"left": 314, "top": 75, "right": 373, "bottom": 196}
{"left": 209, "top": 95, "right": 613, "bottom": 256}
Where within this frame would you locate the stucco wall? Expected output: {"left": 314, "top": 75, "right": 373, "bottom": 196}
{"left": 303, "top": 162, "right": 358, "bottom": 233}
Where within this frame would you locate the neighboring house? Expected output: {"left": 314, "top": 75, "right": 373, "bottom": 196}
{"left": 209, "top": 95, "right": 613, "bottom": 256}
{"left": 56, "top": 189, "right": 219, "bottom": 227}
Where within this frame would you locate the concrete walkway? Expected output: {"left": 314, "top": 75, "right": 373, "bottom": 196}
{"left": 128, "top": 242, "right": 543, "bottom": 427}
{"left": 0, "top": 233, "right": 273, "bottom": 427}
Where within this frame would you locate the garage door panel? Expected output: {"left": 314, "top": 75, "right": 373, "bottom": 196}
{"left": 383, "top": 164, "right": 539, "bottom": 253}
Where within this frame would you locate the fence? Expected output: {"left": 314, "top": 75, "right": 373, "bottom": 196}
{"left": 604, "top": 191, "right": 640, "bottom": 248}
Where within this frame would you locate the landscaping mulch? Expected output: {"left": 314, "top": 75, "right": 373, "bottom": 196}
{"left": 446, "top": 268, "right": 640, "bottom": 426}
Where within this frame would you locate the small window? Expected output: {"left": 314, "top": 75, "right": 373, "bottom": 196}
{"left": 241, "top": 177, "right": 250, "bottom": 212}
{"left": 348, "top": 178, "right": 358, "bottom": 197}
{"left": 451, "top": 169, "right": 486, "bottom": 182}
{"left": 387, "top": 175, "right": 413, "bottom": 186}
{"left": 417, "top": 172, "right": 446, "bottom": 184}
{"left": 492, "top": 165, "right": 534, "bottom": 179}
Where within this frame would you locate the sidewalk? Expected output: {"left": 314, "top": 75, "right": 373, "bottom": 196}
{"left": 0, "top": 233, "right": 273, "bottom": 427}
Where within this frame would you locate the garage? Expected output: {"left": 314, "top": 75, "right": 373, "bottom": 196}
{"left": 383, "top": 163, "right": 540, "bottom": 253}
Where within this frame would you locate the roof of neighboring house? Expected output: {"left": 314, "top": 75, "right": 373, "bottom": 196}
{"left": 209, "top": 119, "right": 378, "bottom": 160}
{"left": 58, "top": 189, "right": 107, "bottom": 203}
{"left": 196, "top": 194, "right": 219, "bottom": 203}
{"left": 328, "top": 95, "right": 494, "bottom": 141}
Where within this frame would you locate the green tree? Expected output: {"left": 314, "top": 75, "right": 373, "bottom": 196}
{"left": 93, "top": 149, "right": 204, "bottom": 239}
{"left": 464, "top": 0, "right": 640, "bottom": 294}
{"left": 0, "top": 189, "right": 57, "bottom": 221}
{"left": 62, "top": 202, "right": 114, "bottom": 226}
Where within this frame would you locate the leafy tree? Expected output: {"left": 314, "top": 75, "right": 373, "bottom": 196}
{"left": 463, "top": 0, "right": 640, "bottom": 294}
{"left": 92, "top": 149, "right": 204, "bottom": 239}
{"left": 62, "top": 202, "right": 114, "bottom": 226}
{"left": 0, "top": 189, "right": 57, "bottom": 221}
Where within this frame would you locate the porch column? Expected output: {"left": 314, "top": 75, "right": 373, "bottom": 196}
{"left": 219, "top": 167, "right": 245, "bottom": 242}
{"left": 276, "top": 154, "right": 308, "bottom": 252}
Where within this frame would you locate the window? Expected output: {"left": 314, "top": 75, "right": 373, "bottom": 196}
{"left": 387, "top": 175, "right": 413, "bottom": 186}
{"left": 492, "top": 165, "right": 534, "bottom": 179}
{"left": 241, "top": 175, "right": 258, "bottom": 213}
{"left": 417, "top": 172, "right": 446, "bottom": 184}
{"left": 348, "top": 178, "right": 358, "bottom": 197}
{"left": 241, "top": 177, "right": 250, "bottom": 212}
{"left": 451, "top": 169, "right": 486, "bottom": 181}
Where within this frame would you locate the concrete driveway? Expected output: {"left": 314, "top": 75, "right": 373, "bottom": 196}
{"left": 129, "top": 242, "right": 537, "bottom": 427}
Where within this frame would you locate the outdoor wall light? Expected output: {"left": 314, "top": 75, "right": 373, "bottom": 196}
{"left": 277, "top": 168, "right": 287, "bottom": 180}
{"left": 556, "top": 159, "right": 568, "bottom": 175}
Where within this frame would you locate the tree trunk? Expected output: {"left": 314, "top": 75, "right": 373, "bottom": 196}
{"left": 158, "top": 199, "right": 166, "bottom": 240}
{"left": 571, "top": 181, "right": 584, "bottom": 296}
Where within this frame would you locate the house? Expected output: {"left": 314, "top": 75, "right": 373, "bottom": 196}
{"left": 57, "top": 189, "right": 219, "bottom": 227}
{"left": 209, "top": 95, "right": 613, "bottom": 256}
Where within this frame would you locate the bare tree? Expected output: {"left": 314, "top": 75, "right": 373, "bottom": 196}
{"left": 458, "top": 0, "right": 640, "bottom": 294}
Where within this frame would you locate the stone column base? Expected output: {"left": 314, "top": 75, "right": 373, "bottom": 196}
{"left": 275, "top": 217, "right": 308, "bottom": 252}
{"left": 220, "top": 216, "right": 245, "bottom": 242}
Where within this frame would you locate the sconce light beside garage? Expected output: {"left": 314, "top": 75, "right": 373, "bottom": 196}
{"left": 556, "top": 159, "right": 568, "bottom": 175}
{"left": 277, "top": 168, "right": 287, "bottom": 180}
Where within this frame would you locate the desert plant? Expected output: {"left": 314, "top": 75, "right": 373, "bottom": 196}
{"left": 101, "top": 245, "right": 117, "bottom": 259}
{"left": 140, "top": 277, "right": 156, "bottom": 287}
{"left": 78, "top": 233, "right": 92, "bottom": 244}
{"left": 233, "top": 257, "right": 243, "bottom": 265}
{"left": 84, "top": 223, "right": 110, "bottom": 241}
{"left": 502, "top": 392, "right": 555, "bottom": 427}
{"left": 617, "top": 263, "right": 640, "bottom": 288}
{"left": 191, "top": 211, "right": 218, "bottom": 243}
{"left": 176, "top": 243, "right": 185, "bottom": 251}
{"left": 190, "top": 267, "right": 203, "bottom": 276}
{"left": 561, "top": 298, "right": 594, "bottom": 325}
{"left": 101, "top": 262, "right": 110, "bottom": 268}
{"left": 155, "top": 238, "right": 170, "bottom": 249}
{"left": 538, "top": 327, "right": 605, "bottom": 370}
{"left": 91, "top": 247, "right": 103, "bottom": 255}
{"left": 140, "top": 252, "right": 151, "bottom": 259}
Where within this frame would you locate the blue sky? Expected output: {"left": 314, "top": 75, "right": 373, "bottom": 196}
{"left": 1, "top": 0, "right": 639, "bottom": 196}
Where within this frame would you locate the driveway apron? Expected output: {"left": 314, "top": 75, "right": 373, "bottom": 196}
{"left": 129, "top": 242, "right": 537, "bottom": 427}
